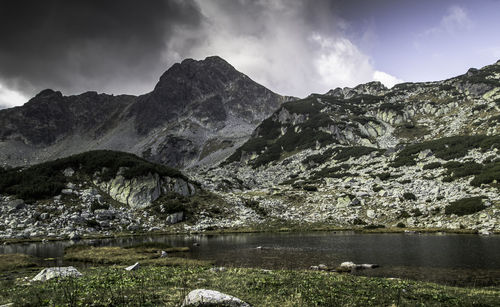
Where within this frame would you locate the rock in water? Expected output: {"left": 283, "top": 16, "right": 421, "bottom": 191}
{"left": 32, "top": 267, "right": 82, "bottom": 282}
{"left": 125, "top": 262, "right": 140, "bottom": 271}
{"left": 182, "top": 289, "right": 251, "bottom": 307}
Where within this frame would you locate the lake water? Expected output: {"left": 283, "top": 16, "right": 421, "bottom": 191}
{"left": 1, "top": 231, "right": 499, "bottom": 287}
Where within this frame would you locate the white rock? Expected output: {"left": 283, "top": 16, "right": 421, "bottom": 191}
{"left": 32, "top": 267, "right": 82, "bottom": 282}
{"left": 125, "top": 262, "right": 140, "bottom": 271}
{"left": 182, "top": 289, "right": 251, "bottom": 307}
{"left": 166, "top": 211, "right": 184, "bottom": 224}
{"left": 339, "top": 261, "right": 357, "bottom": 270}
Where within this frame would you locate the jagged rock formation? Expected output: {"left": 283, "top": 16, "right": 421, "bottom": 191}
{"left": 227, "top": 61, "right": 500, "bottom": 167}
{"left": 0, "top": 56, "right": 286, "bottom": 168}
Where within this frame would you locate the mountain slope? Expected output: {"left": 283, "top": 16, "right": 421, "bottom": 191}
{"left": 227, "top": 61, "right": 500, "bottom": 167}
{"left": 188, "top": 60, "right": 500, "bottom": 234}
{"left": 0, "top": 56, "right": 286, "bottom": 168}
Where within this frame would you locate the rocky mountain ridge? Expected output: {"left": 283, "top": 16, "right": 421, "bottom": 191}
{"left": 1, "top": 58, "right": 500, "bottom": 239}
{"left": 0, "top": 56, "right": 286, "bottom": 169}
{"left": 186, "top": 60, "right": 500, "bottom": 233}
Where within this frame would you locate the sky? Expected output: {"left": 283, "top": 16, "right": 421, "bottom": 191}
{"left": 1, "top": 0, "right": 500, "bottom": 108}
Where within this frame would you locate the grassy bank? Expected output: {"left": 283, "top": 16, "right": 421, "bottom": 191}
{"left": 1, "top": 265, "right": 499, "bottom": 306}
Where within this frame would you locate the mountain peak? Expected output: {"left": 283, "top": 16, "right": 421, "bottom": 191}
{"left": 34, "top": 89, "right": 63, "bottom": 99}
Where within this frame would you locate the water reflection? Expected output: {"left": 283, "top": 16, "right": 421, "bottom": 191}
{"left": 1, "top": 232, "right": 499, "bottom": 286}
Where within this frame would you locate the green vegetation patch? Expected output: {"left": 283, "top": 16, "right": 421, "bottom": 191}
{"left": 2, "top": 266, "right": 498, "bottom": 306}
{"left": 311, "top": 166, "right": 355, "bottom": 180}
{"left": 0, "top": 254, "right": 37, "bottom": 271}
{"left": 329, "top": 146, "right": 382, "bottom": 162}
{"left": 445, "top": 197, "right": 486, "bottom": 216}
{"left": 0, "top": 150, "right": 185, "bottom": 202}
{"left": 423, "top": 162, "right": 442, "bottom": 170}
{"left": 148, "top": 191, "right": 229, "bottom": 221}
{"left": 243, "top": 199, "right": 267, "bottom": 216}
{"left": 391, "top": 135, "right": 500, "bottom": 167}
{"left": 470, "top": 161, "right": 500, "bottom": 187}
{"left": 283, "top": 97, "right": 324, "bottom": 115}
{"left": 63, "top": 245, "right": 196, "bottom": 265}
{"left": 403, "top": 192, "right": 417, "bottom": 201}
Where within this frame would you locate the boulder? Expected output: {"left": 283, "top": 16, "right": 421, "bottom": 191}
{"left": 69, "top": 232, "right": 81, "bottom": 241}
{"left": 166, "top": 211, "right": 184, "bottom": 224}
{"left": 61, "top": 189, "right": 74, "bottom": 195}
{"left": 63, "top": 168, "right": 75, "bottom": 177}
{"left": 6, "top": 199, "right": 25, "bottom": 210}
{"left": 32, "top": 267, "right": 82, "bottom": 282}
{"left": 338, "top": 262, "right": 379, "bottom": 271}
{"left": 339, "top": 261, "right": 357, "bottom": 270}
{"left": 182, "top": 289, "right": 251, "bottom": 307}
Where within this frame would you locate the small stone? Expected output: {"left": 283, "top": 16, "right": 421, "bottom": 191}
{"left": 61, "top": 189, "right": 73, "bottom": 195}
{"left": 63, "top": 168, "right": 75, "bottom": 177}
{"left": 209, "top": 267, "right": 227, "bottom": 273}
{"left": 125, "top": 262, "right": 140, "bottom": 271}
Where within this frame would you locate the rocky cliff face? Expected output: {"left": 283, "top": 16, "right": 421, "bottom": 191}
{"left": 96, "top": 169, "right": 196, "bottom": 209}
{"left": 185, "top": 60, "right": 500, "bottom": 233}
{"left": 0, "top": 56, "right": 286, "bottom": 169}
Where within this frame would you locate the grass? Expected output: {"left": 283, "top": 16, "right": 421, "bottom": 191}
{"left": 63, "top": 245, "right": 196, "bottom": 266}
{"left": 1, "top": 266, "right": 498, "bottom": 306}
{"left": 0, "top": 254, "right": 37, "bottom": 271}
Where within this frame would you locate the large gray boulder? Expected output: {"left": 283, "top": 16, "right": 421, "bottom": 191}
{"left": 32, "top": 267, "right": 82, "bottom": 282}
{"left": 182, "top": 289, "right": 251, "bottom": 307}
{"left": 166, "top": 211, "right": 184, "bottom": 224}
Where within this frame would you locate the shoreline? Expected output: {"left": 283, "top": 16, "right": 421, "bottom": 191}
{"left": 1, "top": 224, "right": 497, "bottom": 245}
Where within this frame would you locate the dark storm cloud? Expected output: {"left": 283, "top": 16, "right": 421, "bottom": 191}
{"left": 0, "top": 0, "right": 202, "bottom": 96}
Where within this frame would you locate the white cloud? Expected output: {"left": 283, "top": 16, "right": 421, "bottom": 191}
{"left": 422, "top": 5, "right": 473, "bottom": 37}
{"left": 0, "top": 82, "right": 27, "bottom": 108}
{"left": 373, "top": 71, "right": 404, "bottom": 88}
{"left": 165, "top": 0, "right": 402, "bottom": 97}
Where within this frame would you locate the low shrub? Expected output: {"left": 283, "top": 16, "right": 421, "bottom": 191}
{"left": 403, "top": 192, "right": 417, "bottom": 201}
{"left": 363, "top": 224, "right": 385, "bottom": 230}
{"left": 445, "top": 197, "right": 486, "bottom": 216}
{"left": 423, "top": 162, "right": 442, "bottom": 170}
{"left": 411, "top": 208, "right": 423, "bottom": 217}
{"left": 303, "top": 185, "right": 318, "bottom": 192}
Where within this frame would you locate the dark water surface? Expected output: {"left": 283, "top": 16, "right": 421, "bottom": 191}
{"left": 2, "top": 232, "right": 499, "bottom": 286}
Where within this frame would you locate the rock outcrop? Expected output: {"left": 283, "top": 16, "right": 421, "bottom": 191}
{"left": 96, "top": 171, "right": 195, "bottom": 209}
